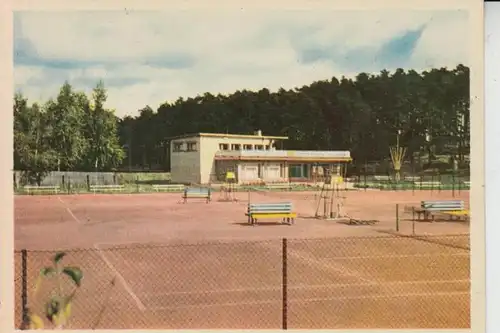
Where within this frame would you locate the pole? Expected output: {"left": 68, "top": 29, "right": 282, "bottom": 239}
{"left": 396, "top": 204, "right": 399, "bottom": 232}
{"left": 452, "top": 172, "right": 456, "bottom": 198}
{"left": 282, "top": 238, "right": 288, "bottom": 330}
{"left": 21, "top": 249, "right": 28, "bottom": 329}
{"left": 412, "top": 207, "right": 416, "bottom": 235}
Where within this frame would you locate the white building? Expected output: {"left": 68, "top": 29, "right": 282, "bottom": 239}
{"left": 169, "top": 131, "right": 352, "bottom": 185}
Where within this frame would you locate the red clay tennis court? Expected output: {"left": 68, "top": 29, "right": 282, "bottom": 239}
{"left": 15, "top": 190, "right": 470, "bottom": 329}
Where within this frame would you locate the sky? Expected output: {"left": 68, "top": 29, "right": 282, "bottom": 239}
{"left": 13, "top": 10, "right": 469, "bottom": 118}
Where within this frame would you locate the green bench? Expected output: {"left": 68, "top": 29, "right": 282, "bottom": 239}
{"left": 246, "top": 202, "right": 296, "bottom": 225}
{"left": 182, "top": 187, "right": 211, "bottom": 203}
{"left": 152, "top": 184, "right": 186, "bottom": 192}
{"left": 413, "top": 181, "right": 442, "bottom": 189}
{"left": 265, "top": 183, "right": 292, "bottom": 191}
{"left": 23, "top": 185, "right": 60, "bottom": 195}
{"left": 90, "top": 184, "right": 124, "bottom": 193}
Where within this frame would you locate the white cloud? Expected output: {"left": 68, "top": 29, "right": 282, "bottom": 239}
{"left": 14, "top": 10, "right": 469, "bottom": 117}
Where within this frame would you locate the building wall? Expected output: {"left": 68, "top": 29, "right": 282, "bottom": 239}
{"left": 170, "top": 137, "right": 201, "bottom": 184}
{"left": 200, "top": 136, "right": 277, "bottom": 184}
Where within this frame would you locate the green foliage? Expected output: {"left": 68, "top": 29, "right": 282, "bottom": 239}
{"left": 14, "top": 65, "right": 470, "bottom": 177}
{"left": 27, "top": 252, "right": 83, "bottom": 329}
{"left": 118, "top": 65, "right": 470, "bottom": 172}
{"left": 14, "top": 81, "right": 125, "bottom": 184}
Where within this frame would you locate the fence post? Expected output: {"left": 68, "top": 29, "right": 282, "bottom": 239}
{"left": 282, "top": 238, "right": 288, "bottom": 330}
{"left": 411, "top": 207, "right": 416, "bottom": 235}
{"left": 395, "top": 204, "right": 399, "bottom": 232}
{"left": 438, "top": 173, "right": 441, "bottom": 193}
{"left": 62, "top": 175, "right": 65, "bottom": 191}
{"left": 458, "top": 174, "right": 462, "bottom": 194}
{"left": 452, "top": 173, "right": 456, "bottom": 198}
{"left": 86, "top": 175, "right": 90, "bottom": 192}
{"left": 136, "top": 175, "right": 140, "bottom": 193}
{"left": 21, "top": 249, "right": 28, "bottom": 329}
{"left": 67, "top": 176, "right": 71, "bottom": 194}
{"left": 363, "top": 173, "right": 367, "bottom": 192}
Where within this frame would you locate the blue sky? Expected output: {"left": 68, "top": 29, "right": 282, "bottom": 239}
{"left": 14, "top": 10, "right": 468, "bottom": 118}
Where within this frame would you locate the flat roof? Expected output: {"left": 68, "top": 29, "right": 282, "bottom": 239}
{"left": 167, "top": 132, "right": 289, "bottom": 140}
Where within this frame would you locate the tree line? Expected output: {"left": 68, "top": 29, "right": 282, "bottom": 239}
{"left": 14, "top": 64, "right": 470, "bottom": 182}
{"left": 14, "top": 82, "right": 124, "bottom": 183}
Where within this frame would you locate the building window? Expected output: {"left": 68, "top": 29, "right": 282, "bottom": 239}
{"left": 186, "top": 142, "right": 197, "bottom": 152}
{"left": 231, "top": 144, "right": 241, "bottom": 150}
{"left": 173, "top": 142, "right": 183, "bottom": 152}
{"left": 243, "top": 144, "right": 253, "bottom": 150}
{"left": 255, "top": 144, "right": 264, "bottom": 150}
{"left": 219, "top": 143, "right": 229, "bottom": 150}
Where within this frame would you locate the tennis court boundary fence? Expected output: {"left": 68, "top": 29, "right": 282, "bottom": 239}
{"left": 15, "top": 233, "right": 470, "bottom": 329}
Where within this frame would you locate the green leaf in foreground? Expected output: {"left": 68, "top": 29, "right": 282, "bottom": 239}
{"left": 53, "top": 252, "right": 66, "bottom": 265}
{"left": 62, "top": 267, "right": 83, "bottom": 287}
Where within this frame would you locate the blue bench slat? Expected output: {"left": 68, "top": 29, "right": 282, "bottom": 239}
{"left": 422, "top": 201, "right": 463, "bottom": 204}
{"left": 249, "top": 203, "right": 292, "bottom": 207}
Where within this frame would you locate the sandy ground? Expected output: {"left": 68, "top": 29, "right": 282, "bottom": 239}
{"left": 14, "top": 189, "right": 470, "bottom": 329}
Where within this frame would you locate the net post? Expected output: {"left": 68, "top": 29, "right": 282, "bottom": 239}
{"left": 21, "top": 249, "right": 28, "bottom": 329}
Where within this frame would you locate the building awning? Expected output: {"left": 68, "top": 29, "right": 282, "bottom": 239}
{"left": 214, "top": 156, "right": 352, "bottom": 162}
{"left": 214, "top": 150, "right": 352, "bottom": 163}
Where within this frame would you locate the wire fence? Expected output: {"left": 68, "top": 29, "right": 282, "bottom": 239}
{"left": 15, "top": 234, "right": 470, "bottom": 329}
{"left": 347, "top": 173, "right": 470, "bottom": 191}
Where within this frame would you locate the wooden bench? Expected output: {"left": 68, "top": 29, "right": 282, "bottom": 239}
{"left": 23, "top": 185, "right": 60, "bottom": 195}
{"left": 152, "top": 184, "right": 185, "bottom": 192}
{"left": 265, "top": 183, "right": 292, "bottom": 191}
{"left": 462, "top": 181, "right": 471, "bottom": 187}
{"left": 414, "top": 200, "right": 467, "bottom": 221}
{"left": 246, "top": 202, "right": 296, "bottom": 225}
{"left": 374, "top": 175, "right": 391, "bottom": 182}
{"left": 90, "top": 184, "right": 125, "bottom": 193}
{"left": 182, "top": 187, "right": 211, "bottom": 203}
{"left": 404, "top": 176, "right": 420, "bottom": 182}
{"left": 413, "top": 181, "right": 442, "bottom": 189}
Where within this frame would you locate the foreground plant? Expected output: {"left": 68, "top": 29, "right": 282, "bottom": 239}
{"left": 26, "top": 252, "right": 83, "bottom": 329}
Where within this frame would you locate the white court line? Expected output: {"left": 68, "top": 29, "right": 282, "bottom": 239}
{"left": 262, "top": 242, "right": 374, "bottom": 283}
{"left": 93, "top": 243, "right": 146, "bottom": 311}
{"left": 57, "top": 196, "right": 82, "bottom": 224}
{"left": 147, "top": 290, "right": 470, "bottom": 311}
{"left": 138, "top": 278, "right": 470, "bottom": 297}
{"left": 322, "top": 252, "right": 469, "bottom": 260}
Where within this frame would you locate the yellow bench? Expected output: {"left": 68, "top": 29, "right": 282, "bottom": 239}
{"left": 246, "top": 202, "right": 296, "bottom": 225}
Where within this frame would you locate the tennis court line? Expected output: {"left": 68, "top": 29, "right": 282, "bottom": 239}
{"left": 57, "top": 196, "right": 82, "bottom": 224}
{"left": 262, "top": 242, "right": 374, "bottom": 283}
{"left": 323, "top": 252, "right": 469, "bottom": 260}
{"left": 93, "top": 243, "right": 146, "bottom": 311}
{"left": 138, "top": 278, "right": 470, "bottom": 297}
{"left": 147, "top": 290, "right": 469, "bottom": 311}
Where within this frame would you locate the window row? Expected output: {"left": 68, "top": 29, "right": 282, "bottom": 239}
{"left": 173, "top": 142, "right": 197, "bottom": 152}
{"left": 218, "top": 143, "right": 272, "bottom": 151}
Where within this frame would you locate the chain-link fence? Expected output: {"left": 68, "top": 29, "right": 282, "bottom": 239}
{"left": 13, "top": 171, "right": 175, "bottom": 195}
{"left": 347, "top": 172, "right": 470, "bottom": 193}
{"left": 15, "top": 234, "right": 470, "bottom": 329}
